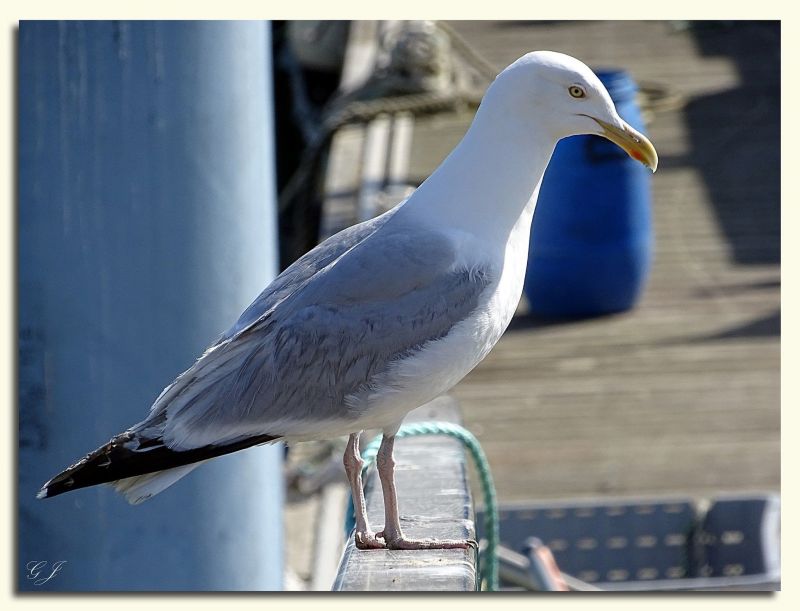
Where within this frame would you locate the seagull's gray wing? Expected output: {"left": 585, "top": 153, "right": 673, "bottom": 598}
{"left": 138, "top": 210, "right": 399, "bottom": 426}
{"left": 218, "top": 207, "right": 402, "bottom": 344}
{"left": 139, "top": 212, "right": 493, "bottom": 449}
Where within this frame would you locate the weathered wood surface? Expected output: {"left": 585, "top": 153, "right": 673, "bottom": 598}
{"left": 333, "top": 397, "right": 478, "bottom": 592}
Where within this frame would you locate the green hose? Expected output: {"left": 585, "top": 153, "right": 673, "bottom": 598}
{"left": 345, "top": 421, "right": 499, "bottom": 591}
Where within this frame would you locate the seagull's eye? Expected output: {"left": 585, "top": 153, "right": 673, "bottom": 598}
{"left": 568, "top": 85, "right": 586, "bottom": 99}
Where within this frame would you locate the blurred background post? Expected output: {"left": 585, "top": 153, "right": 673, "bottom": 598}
{"left": 19, "top": 21, "right": 284, "bottom": 590}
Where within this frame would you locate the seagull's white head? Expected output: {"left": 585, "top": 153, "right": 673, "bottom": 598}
{"left": 486, "top": 50, "right": 658, "bottom": 172}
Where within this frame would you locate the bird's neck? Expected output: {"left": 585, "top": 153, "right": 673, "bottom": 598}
{"left": 400, "top": 101, "right": 556, "bottom": 245}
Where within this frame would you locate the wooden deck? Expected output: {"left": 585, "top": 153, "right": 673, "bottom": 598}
{"left": 430, "top": 21, "right": 780, "bottom": 501}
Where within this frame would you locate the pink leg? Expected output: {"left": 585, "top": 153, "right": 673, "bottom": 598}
{"left": 375, "top": 434, "right": 477, "bottom": 550}
{"left": 343, "top": 432, "right": 384, "bottom": 549}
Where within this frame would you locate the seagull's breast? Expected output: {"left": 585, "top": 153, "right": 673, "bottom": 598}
{"left": 347, "top": 207, "right": 535, "bottom": 432}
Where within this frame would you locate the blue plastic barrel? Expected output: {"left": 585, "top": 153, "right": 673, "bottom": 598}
{"left": 524, "top": 69, "right": 653, "bottom": 317}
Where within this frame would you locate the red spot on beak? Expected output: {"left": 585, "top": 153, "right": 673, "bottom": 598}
{"left": 630, "top": 149, "right": 644, "bottom": 162}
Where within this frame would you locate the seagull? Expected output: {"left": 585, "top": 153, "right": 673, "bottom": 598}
{"left": 38, "top": 51, "right": 657, "bottom": 551}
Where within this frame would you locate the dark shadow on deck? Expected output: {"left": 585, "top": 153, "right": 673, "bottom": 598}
{"left": 698, "top": 309, "right": 780, "bottom": 342}
{"left": 507, "top": 310, "right": 625, "bottom": 332}
{"left": 684, "top": 21, "right": 780, "bottom": 266}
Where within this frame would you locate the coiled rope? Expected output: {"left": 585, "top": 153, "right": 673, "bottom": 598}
{"left": 344, "top": 421, "right": 499, "bottom": 591}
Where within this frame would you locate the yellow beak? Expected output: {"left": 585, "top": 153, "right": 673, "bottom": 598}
{"left": 586, "top": 116, "right": 659, "bottom": 172}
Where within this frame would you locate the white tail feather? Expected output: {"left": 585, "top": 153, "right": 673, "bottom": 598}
{"left": 112, "top": 461, "right": 208, "bottom": 505}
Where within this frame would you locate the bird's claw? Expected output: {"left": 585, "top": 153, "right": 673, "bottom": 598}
{"left": 354, "top": 531, "right": 386, "bottom": 550}
{"left": 382, "top": 535, "right": 478, "bottom": 551}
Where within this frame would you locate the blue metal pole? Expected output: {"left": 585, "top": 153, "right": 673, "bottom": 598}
{"left": 19, "top": 21, "right": 283, "bottom": 590}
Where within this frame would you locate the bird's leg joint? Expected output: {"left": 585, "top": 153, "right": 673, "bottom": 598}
{"left": 376, "top": 441, "right": 395, "bottom": 473}
{"left": 343, "top": 450, "right": 364, "bottom": 474}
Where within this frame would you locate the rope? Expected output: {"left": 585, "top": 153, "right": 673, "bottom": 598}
{"left": 344, "top": 421, "right": 499, "bottom": 592}
{"left": 277, "top": 20, "right": 494, "bottom": 215}
{"left": 434, "top": 21, "right": 500, "bottom": 81}
{"left": 277, "top": 89, "right": 483, "bottom": 214}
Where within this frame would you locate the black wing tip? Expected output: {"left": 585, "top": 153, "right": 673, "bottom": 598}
{"left": 36, "top": 432, "right": 283, "bottom": 500}
{"left": 35, "top": 432, "right": 136, "bottom": 500}
{"left": 37, "top": 463, "right": 92, "bottom": 499}
{"left": 36, "top": 473, "right": 75, "bottom": 499}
